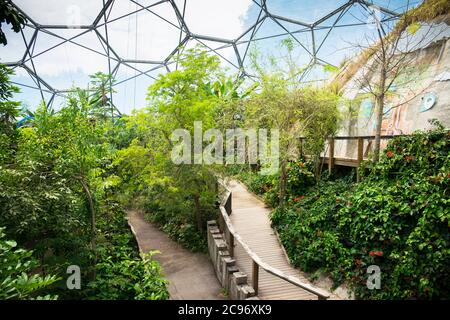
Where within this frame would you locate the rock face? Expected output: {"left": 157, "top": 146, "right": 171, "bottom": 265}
{"left": 333, "top": 20, "right": 450, "bottom": 159}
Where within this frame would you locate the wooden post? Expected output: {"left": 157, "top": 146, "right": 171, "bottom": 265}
{"left": 252, "top": 260, "right": 259, "bottom": 295}
{"left": 299, "top": 138, "right": 303, "bottom": 158}
{"left": 229, "top": 231, "right": 234, "bottom": 258}
{"left": 225, "top": 193, "right": 232, "bottom": 215}
{"left": 357, "top": 137, "right": 364, "bottom": 182}
{"left": 218, "top": 213, "right": 225, "bottom": 234}
{"left": 328, "top": 138, "right": 334, "bottom": 174}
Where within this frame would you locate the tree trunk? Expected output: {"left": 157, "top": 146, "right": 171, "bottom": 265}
{"left": 373, "top": 93, "right": 385, "bottom": 163}
{"left": 314, "top": 154, "right": 322, "bottom": 182}
{"left": 79, "top": 177, "right": 97, "bottom": 278}
{"left": 193, "top": 194, "right": 203, "bottom": 232}
{"left": 279, "top": 159, "right": 287, "bottom": 211}
{"left": 373, "top": 27, "right": 387, "bottom": 163}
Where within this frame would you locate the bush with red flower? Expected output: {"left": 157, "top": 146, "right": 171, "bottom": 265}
{"left": 272, "top": 121, "right": 449, "bottom": 299}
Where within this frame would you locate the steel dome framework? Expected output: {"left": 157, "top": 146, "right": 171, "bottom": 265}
{"left": 3, "top": 0, "right": 407, "bottom": 114}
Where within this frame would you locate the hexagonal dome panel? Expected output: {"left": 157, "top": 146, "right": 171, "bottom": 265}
{"left": 4, "top": 0, "right": 409, "bottom": 112}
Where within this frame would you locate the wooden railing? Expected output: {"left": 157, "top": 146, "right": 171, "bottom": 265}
{"left": 217, "top": 182, "right": 330, "bottom": 300}
{"left": 299, "top": 134, "right": 399, "bottom": 182}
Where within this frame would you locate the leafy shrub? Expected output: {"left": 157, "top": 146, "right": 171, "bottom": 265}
{"left": 271, "top": 179, "right": 354, "bottom": 284}
{"left": 141, "top": 187, "right": 216, "bottom": 253}
{"left": 0, "top": 68, "right": 169, "bottom": 300}
{"left": 338, "top": 124, "right": 450, "bottom": 299}
{"left": 161, "top": 220, "right": 206, "bottom": 253}
{"left": 270, "top": 124, "right": 449, "bottom": 299}
{"left": 0, "top": 227, "right": 59, "bottom": 299}
{"left": 71, "top": 204, "right": 170, "bottom": 300}
{"left": 89, "top": 252, "right": 168, "bottom": 300}
{"left": 239, "top": 160, "right": 315, "bottom": 208}
{"left": 286, "top": 160, "right": 316, "bottom": 197}
{"left": 239, "top": 171, "right": 279, "bottom": 207}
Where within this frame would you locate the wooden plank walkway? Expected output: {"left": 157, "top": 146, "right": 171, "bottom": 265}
{"left": 227, "top": 179, "right": 320, "bottom": 300}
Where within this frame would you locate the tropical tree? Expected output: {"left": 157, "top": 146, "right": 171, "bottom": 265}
{"left": 0, "top": 91, "right": 111, "bottom": 272}
{"left": 88, "top": 72, "right": 117, "bottom": 119}
{"left": 0, "top": 65, "right": 20, "bottom": 162}
{"left": 243, "top": 39, "right": 339, "bottom": 209}
{"left": 113, "top": 47, "right": 224, "bottom": 251}
{"left": 146, "top": 47, "right": 223, "bottom": 231}
{"left": 336, "top": 0, "right": 450, "bottom": 162}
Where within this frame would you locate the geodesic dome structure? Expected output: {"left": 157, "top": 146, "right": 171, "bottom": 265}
{"left": 1, "top": 0, "right": 421, "bottom": 114}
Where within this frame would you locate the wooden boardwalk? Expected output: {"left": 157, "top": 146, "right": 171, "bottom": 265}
{"left": 227, "top": 180, "right": 320, "bottom": 300}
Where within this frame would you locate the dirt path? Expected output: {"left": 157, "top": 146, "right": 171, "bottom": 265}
{"left": 127, "top": 210, "right": 224, "bottom": 300}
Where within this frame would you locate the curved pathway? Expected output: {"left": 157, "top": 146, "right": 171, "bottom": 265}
{"left": 127, "top": 210, "right": 224, "bottom": 300}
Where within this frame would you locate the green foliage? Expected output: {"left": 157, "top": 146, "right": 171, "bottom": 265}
{"left": 341, "top": 122, "right": 450, "bottom": 299}
{"left": 85, "top": 208, "right": 169, "bottom": 300}
{"left": 0, "top": 65, "right": 20, "bottom": 162}
{"left": 323, "top": 64, "right": 339, "bottom": 73}
{"left": 285, "top": 160, "right": 316, "bottom": 195}
{"left": 238, "top": 160, "right": 316, "bottom": 208}
{"left": 0, "top": 227, "right": 59, "bottom": 300}
{"left": 112, "top": 47, "right": 222, "bottom": 252}
{"left": 87, "top": 72, "right": 116, "bottom": 118}
{"left": 159, "top": 218, "right": 208, "bottom": 253}
{"left": 89, "top": 252, "right": 168, "bottom": 300}
{"left": 243, "top": 41, "right": 340, "bottom": 206}
{"left": 0, "top": 99, "right": 104, "bottom": 248}
{"left": 0, "top": 0, "right": 27, "bottom": 45}
{"left": 0, "top": 70, "right": 169, "bottom": 300}
{"left": 239, "top": 171, "right": 279, "bottom": 208}
{"left": 268, "top": 124, "right": 449, "bottom": 299}
{"left": 271, "top": 179, "right": 354, "bottom": 283}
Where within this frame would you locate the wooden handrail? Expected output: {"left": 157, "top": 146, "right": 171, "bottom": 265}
{"left": 218, "top": 182, "right": 330, "bottom": 300}
{"left": 298, "top": 130, "right": 450, "bottom": 141}
{"left": 300, "top": 134, "right": 399, "bottom": 174}
{"left": 298, "top": 134, "right": 398, "bottom": 140}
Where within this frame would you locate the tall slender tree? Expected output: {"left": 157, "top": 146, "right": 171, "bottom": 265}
{"left": 336, "top": 0, "right": 450, "bottom": 162}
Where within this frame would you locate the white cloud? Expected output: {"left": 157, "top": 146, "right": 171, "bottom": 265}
{"left": 13, "top": 0, "right": 103, "bottom": 26}
{"left": 182, "top": 0, "right": 253, "bottom": 39}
